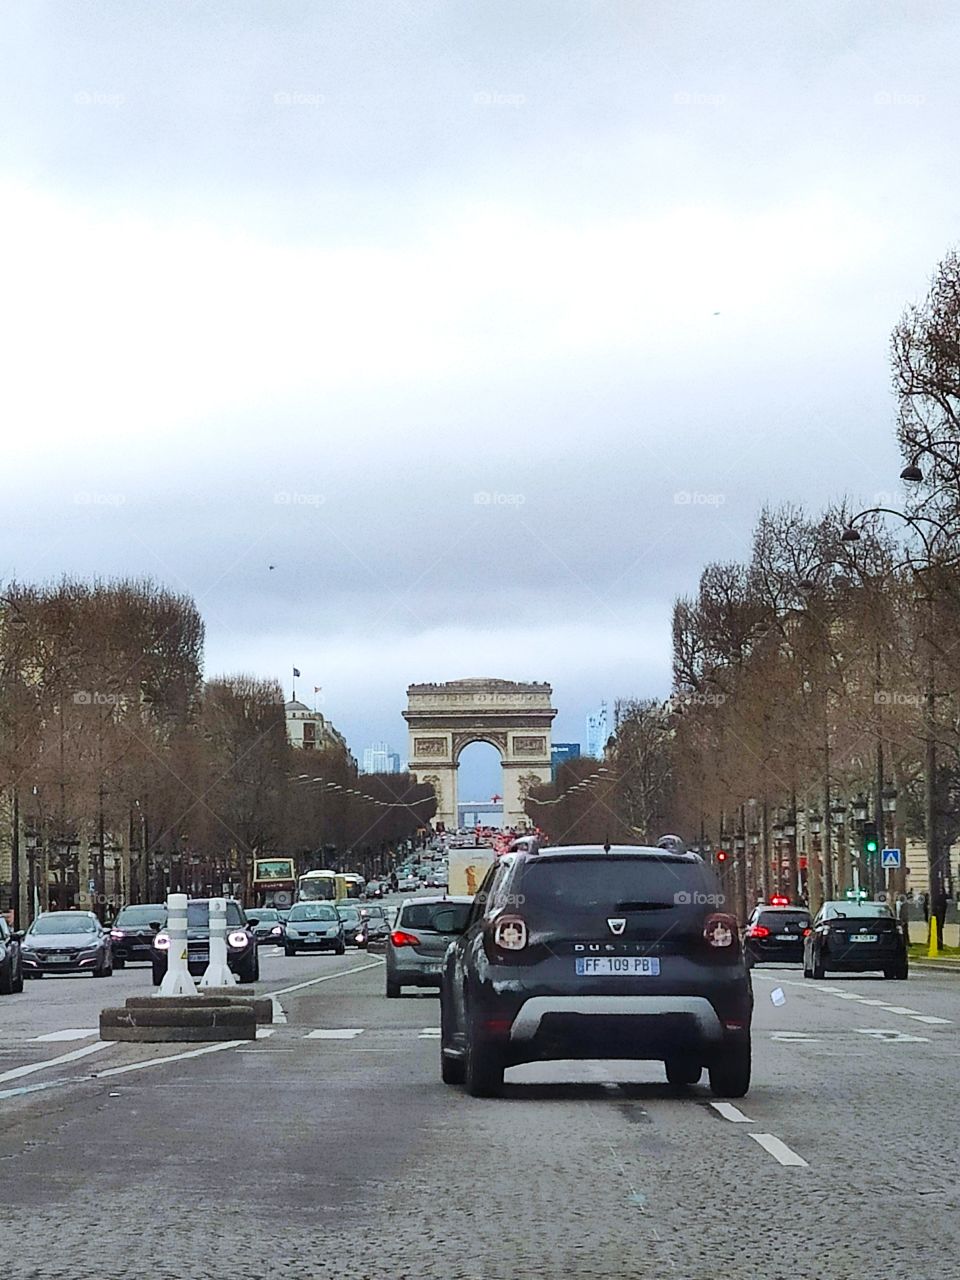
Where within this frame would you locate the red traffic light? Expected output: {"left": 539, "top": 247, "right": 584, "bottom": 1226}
{"left": 716, "top": 849, "right": 728, "bottom": 863}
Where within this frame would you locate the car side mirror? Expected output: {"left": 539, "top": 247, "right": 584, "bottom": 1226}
{"left": 12, "top": 930, "right": 25, "bottom": 942}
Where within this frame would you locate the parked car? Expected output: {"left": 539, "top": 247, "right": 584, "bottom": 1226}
{"left": 385, "top": 896, "right": 473, "bottom": 997}
{"left": 150, "top": 898, "right": 258, "bottom": 984}
{"left": 21, "top": 911, "right": 114, "bottom": 979}
{"left": 109, "top": 903, "right": 166, "bottom": 967}
{"left": 283, "top": 902, "right": 345, "bottom": 955}
{"left": 245, "top": 907, "right": 286, "bottom": 946}
{"left": 440, "top": 842, "right": 753, "bottom": 1097}
{"left": 742, "top": 905, "right": 812, "bottom": 967}
{"left": 0, "top": 914, "right": 24, "bottom": 993}
{"left": 803, "top": 899, "right": 908, "bottom": 980}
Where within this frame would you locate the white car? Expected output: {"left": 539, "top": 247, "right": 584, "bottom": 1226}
{"left": 398, "top": 875, "right": 419, "bottom": 892}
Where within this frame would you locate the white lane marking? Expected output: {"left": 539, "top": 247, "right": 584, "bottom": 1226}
{"left": 269, "top": 959, "right": 383, "bottom": 998}
{"left": 710, "top": 1101, "right": 753, "bottom": 1123}
{"left": 255, "top": 1027, "right": 276, "bottom": 1039}
{"left": 0, "top": 1040, "right": 110, "bottom": 1084}
{"left": 30, "top": 1029, "right": 98, "bottom": 1043}
{"left": 94, "top": 1040, "right": 245, "bottom": 1077}
{"left": 857, "top": 998, "right": 895, "bottom": 1006}
{"left": 306, "top": 1028, "right": 364, "bottom": 1039}
{"left": 270, "top": 998, "right": 287, "bottom": 1024}
{"left": 750, "top": 1133, "right": 809, "bottom": 1167}
{"left": 419, "top": 1027, "right": 441, "bottom": 1038}
{"left": 771, "top": 1031, "right": 820, "bottom": 1042}
{"left": 911, "top": 1015, "right": 952, "bottom": 1025}
{"left": 857, "top": 1028, "right": 928, "bottom": 1043}
{"left": 833, "top": 992, "right": 867, "bottom": 1000}
{"left": 880, "top": 1005, "right": 922, "bottom": 1015}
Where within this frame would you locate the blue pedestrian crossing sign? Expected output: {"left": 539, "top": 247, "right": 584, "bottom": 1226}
{"left": 881, "top": 848, "right": 901, "bottom": 868}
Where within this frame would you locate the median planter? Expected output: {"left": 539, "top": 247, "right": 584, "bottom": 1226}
{"left": 125, "top": 994, "right": 274, "bottom": 1023}
{"left": 100, "top": 1003, "right": 257, "bottom": 1042}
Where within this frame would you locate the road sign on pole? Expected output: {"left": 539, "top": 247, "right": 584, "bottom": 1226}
{"left": 881, "top": 848, "right": 902, "bottom": 868}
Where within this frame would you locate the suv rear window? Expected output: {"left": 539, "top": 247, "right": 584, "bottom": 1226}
{"left": 756, "top": 911, "right": 810, "bottom": 930}
{"left": 511, "top": 855, "right": 720, "bottom": 917}
{"left": 400, "top": 902, "right": 472, "bottom": 932}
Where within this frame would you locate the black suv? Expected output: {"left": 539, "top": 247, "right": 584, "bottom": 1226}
{"left": 743, "top": 904, "right": 812, "bottom": 967}
{"left": 150, "top": 898, "right": 259, "bottom": 984}
{"left": 440, "top": 843, "right": 753, "bottom": 1098}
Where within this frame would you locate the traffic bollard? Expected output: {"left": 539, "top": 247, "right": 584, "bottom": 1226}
{"left": 159, "top": 892, "right": 198, "bottom": 997}
{"left": 199, "top": 896, "right": 238, "bottom": 987}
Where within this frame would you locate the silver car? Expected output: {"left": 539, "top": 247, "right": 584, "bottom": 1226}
{"left": 385, "top": 895, "right": 472, "bottom": 997}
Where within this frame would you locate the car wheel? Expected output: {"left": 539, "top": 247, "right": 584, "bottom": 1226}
{"left": 0, "top": 960, "right": 12, "bottom": 995}
{"left": 708, "top": 1038, "right": 751, "bottom": 1098}
{"left": 386, "top": 978, "right": 401, "bottom": 998}
{"left": 12, "top": 960, "right": 24, "bottom": 993}
{"left": 151, "top": 964, "right": 164, "bottom": 986}
{"left": 113, "top": 957, "right": 126, "bottom": 969}
{"left": 464, "top": 1018, "right": 504, "bottom": 1098}
{"left": 885, "top": 960, "right": 909, "bottom": 980}
{"left": 284, "top": 945, "right": 296, "bottom": 957}
{"left": 743, "top": 952, "right": 754, "bottom": 970}
{"left": 93, "top": 959, "right": 107, "bottom": 978}
{"left": 665, "top": 1057, "right": 702, "bottom": 1087}
{"left": 239, "top": 958, "right": 258, "bottom": 984}
{"left": 439, "top": 988, "right": 465, "bottom": 1084}
{"left": 812, "top": 953, "right": 826, "bottom": 980}
{"left": 335, "top": 942, "right": 346, "bottom": 956}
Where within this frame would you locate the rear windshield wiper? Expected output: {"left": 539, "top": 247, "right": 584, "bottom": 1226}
{"left": 615, "top": 901, "right": 676, "bottom": 911}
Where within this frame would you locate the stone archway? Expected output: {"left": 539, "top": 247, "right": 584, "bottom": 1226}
{"left": 403, "top": 678, "right": 557, "bottom": 830}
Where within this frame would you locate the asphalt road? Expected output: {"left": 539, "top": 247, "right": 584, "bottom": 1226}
{"left": 1, "top": 933, "right": 957, "bottom": 1280}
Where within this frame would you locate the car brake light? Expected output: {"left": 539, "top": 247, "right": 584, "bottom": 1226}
{"left": 747, "top": 925, "right": 770, "bottom": 938}
{"left": 493, "top": 916, "right": 527, "bottom": 950}
{"left": 390, "top": 930, "right": 420, "bottom": 947}
{"left": 803, "top": 927, "right": 812, "bottom": 937}
{"left": 703, "top": 913, "right": 737, "bottom": 948}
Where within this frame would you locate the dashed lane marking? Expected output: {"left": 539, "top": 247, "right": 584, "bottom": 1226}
{"left": 770, "top": 1031, "right": 821, "bottom": 1042}
{"left": 306, "top": 1028, "right": 364, "bottom": 1039}
{"left": 30, "top": 1029, "right": 99, "bottom": 1043}
{"left": 912, "top": 1015, "right": 952, "bottom": 1024}
{"left": 269, "top": 959, "right": 384, "bottom": 998}
{"left": 857, "top": 1028, "right": 929, "bottom": 1043}
{"left": 0, "top": 1040, "right": 110, "bottom": 1084}
{"left": 752, "top": 973, "right": 952, "bottom": 1024}
{"left": 419, "top": 1027, "right": 441, "bottom": 1038}
{"left": 750, "top": 1133, "right": 809, "bottom": 1167}
{"left": 710, "top": 1101, "right": 753, "bottom": 1123}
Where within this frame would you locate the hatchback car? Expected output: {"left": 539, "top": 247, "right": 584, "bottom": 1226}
{"left": 803, "top": 900, "right": 908, "bottom": 979}
{"left": 150, "top": 898, "right": 258, "bottom": 984}
{"left": 743, "top": 905, "right": 812, "bottom": 967}
{"left": 21, "top": 911, "right": 114, "bottom": 978}
{"left": 386, "top": 896, "right": 473, "bottom": 997}
{"left": 440, "top": 843, "right": 753, "bottom": 1097}
{"left": 245, "top": 907, "right": 286, "bottom": 946}
{"left": 109, "top": 903, "right": 166, "bottom": 966}
{"left": 335, "top": 903, "right": 364, "bottom": 947}
{"left": 0, "top": 915, "right": 24, "bottom": 993}
{"left": 283, "top": 902, "right": 345, "bottom": 955}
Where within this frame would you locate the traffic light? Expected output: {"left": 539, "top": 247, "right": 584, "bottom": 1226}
{"left": 862, "top": 821, "right": 879, "bottom": 858}
{"left": 715, "top": 849, "right": 728, "bottom": 866}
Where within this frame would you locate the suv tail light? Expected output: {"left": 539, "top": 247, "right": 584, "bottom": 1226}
{"left": 492, "top": 916, "right": 527, "bottom": 951}
{"left": 703, "top": 913, "right": 738, "bottom": 949}
{"left": 390, "top": 929, "right": 420, "bottom": 947}
{"left": 802, "top": 927, "right": 812, "bottom": 937}
{"left": 746, "top": 924, "right": 770, "bottom": 938}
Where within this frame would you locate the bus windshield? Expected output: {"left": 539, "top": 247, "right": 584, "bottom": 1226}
{"left": 298, "top": 872, "right": 337, "bottom": 901}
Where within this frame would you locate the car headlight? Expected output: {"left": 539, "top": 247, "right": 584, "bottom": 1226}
{"left": 153, "top": 931, "right": 171, "bottom": 951}
{"left": 286, "top": 927, "right": 299, "bottom": 937}
{"left": 110, "top": 929, "right": 125, "bottom": 939}
{"left": 227, "top": 930, "right": 249, "bottom": 949}
{"left": 271, "top": 925, "right": 283, "bottom": 935}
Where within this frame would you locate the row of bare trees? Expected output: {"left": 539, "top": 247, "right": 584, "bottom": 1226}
{"left": 526, "top": 248, "right": 960, "bottom": 933}
{"left": 0, "top": 580, "right": 433, "bottom": 922}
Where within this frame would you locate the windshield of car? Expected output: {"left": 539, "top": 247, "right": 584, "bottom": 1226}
{"left": 185, "top": 902, "right": 246, "bottom": 928}
{"left": 822, "top": 901, "right": 895, "bottom": 919}
{"left": 512, "top": 856, "right": 718, "bottom": 917}
{"left": 113, "top": 905, "right": 165, "bottom": 926}
{"left": 336, "top": 906, "right": 361, "bottom": 921}
{"left": 30, "top": 914, "right": 99, "bottom": 935}
{"left": 250, "top": 909, "right": 279, "bottom": 922}
{"left": 399, "top": 902, "right": 472, "bottom": 932}
{"left": 288, "top": 905, "right": 338, "bottom": 923}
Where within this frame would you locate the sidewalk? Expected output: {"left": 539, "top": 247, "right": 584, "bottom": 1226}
{"left": 908, "top": 943, "right": 960, "bottom": 974}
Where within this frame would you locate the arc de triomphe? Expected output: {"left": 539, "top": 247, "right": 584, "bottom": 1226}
{"left": 403, "top": 679, "right": 557, "bottom": 830}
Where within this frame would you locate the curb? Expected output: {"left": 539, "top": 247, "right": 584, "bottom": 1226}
{"left": 125, "top": 994, "right": 274, "bottom": 1023}
{"left": 100, "top": 1004, "right": 256, "bottom": 1042}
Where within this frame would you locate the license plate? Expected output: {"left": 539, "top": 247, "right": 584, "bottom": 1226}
{"left": 575, "top": 956, "right": 661, "bottom": 976}
{"left": 849, "top": 935, "right": 878, "bottom": 943}
{"left": 48, "top": 953, "right": 70, "bottom": 962}
{"left": 775, "top": 934, "right": 796, "bottom": 941}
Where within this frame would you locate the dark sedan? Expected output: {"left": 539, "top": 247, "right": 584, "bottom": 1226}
{"left": 355, "top": 914, "right": 390, "bottom": 949}
{"left": 109, "top": 903, "right": 165, "bottom": 967}
{"left": 804, "top": 900, "right": 908, "bottom": 980}
{"left": 283, "top": 903, "right": 345, "bottom": 955}
{"left": 743, "top": 905, "right": 812, "bottom": 967}
{"left": 150, "top": 899, "right": 259, "bottom": 984}
{"left": 245, "top": 907, "right": 286, "bottom": 946}
{"left": 335, "top": 903, "right": 364, "bottom": 947}
{"left": 0, "top": 915, "right": 24, "bottom": 994}
{"left": 21, "top": 911, "right": 114, "bottom": 978}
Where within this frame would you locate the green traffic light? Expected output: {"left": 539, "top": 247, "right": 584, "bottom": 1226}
{"left": 865, "top": 839, "right": 878, "bottom": 853}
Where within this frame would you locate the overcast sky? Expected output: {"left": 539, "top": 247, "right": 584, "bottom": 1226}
{"left": 1, "top": 1, "right": 957, "bottom": 796}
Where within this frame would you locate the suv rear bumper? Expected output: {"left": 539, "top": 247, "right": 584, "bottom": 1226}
{"left": 509, "top": 995, "right": 724, "bottom": 1043}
